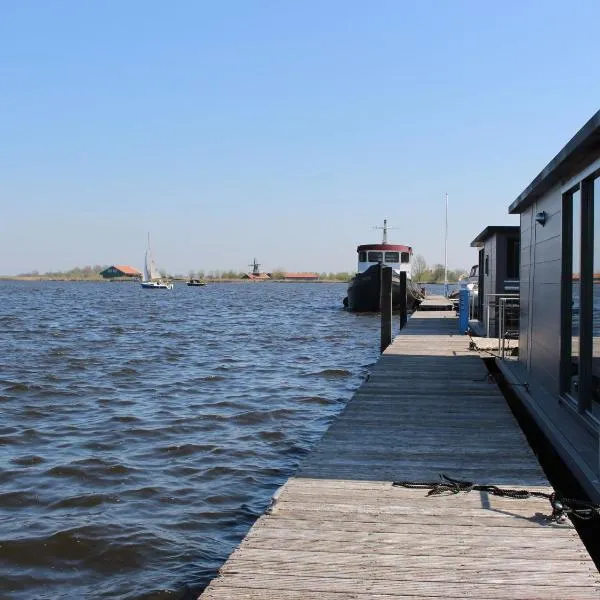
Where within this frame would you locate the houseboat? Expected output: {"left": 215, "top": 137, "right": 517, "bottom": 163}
{"left": 343, "top": 220, "right": 424, "bottom": 312}
{"left": 469, "top": 225, "right": 520, "bottom": 336}
{"left": 496, "top": 110, "right": 600, "bottom": 504}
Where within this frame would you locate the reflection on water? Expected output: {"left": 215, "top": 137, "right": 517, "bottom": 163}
{"left": 0, "top": 281, "right": 381, "bottom": 599}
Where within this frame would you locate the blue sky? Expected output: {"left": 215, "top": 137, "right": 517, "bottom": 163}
{"left": 1, "top": 1, "right": 599, "bottom": 275}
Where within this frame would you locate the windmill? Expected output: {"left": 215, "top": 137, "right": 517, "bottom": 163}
{"left": 248, "top": 258, "right": 261, "bottom": 276}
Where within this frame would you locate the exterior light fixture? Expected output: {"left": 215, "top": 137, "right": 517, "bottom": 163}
{"left": 535, "top": 211, "right": 547, "bottom": 226}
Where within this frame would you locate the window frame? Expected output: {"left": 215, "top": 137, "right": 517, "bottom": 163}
{"left": 368, "top": 251, "right": 383, "bottom": 263}
{"left": 506, "top": 237, "right": 520, "bottom": 280}
{"left": 561, "top": 173, "right": 599, "bottom": 416}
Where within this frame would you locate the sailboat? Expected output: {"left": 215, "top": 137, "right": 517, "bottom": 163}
{"left": 141, "top": 235, "right": 174, "bottom": 290}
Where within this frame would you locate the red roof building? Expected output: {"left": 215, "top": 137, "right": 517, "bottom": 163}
{"left": 283, "top": 272, "right": 320, "bottom": 281}
{"left": 100, "top": 265, "right": 142, "bottom": 279}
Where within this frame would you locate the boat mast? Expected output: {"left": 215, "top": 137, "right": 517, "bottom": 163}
{"left": 374, "top": 219, "right": 390, "bottom": 245}
{"left": 444, "top": 193, "right": 448, "bottom": 297}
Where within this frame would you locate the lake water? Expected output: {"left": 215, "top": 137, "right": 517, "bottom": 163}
{"left": 0, "top": 281, "right": 387, "bottom": 599}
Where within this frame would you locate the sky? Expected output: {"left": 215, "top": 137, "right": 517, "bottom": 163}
{"left": 1, "top": 1, "right": 599, "bottom": 276}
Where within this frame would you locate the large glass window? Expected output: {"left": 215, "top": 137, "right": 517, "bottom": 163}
{"left": 563, "top": 179, "right": 600, "bottom": 411}
{"left": 368, "top": 251, "right": 383, "bottom": 262}
{"left": 358, "top": 251, "right": 367, "bottom": 262}
{"left": 506, "top": 237, "right": 520, "bottom": 279}
{"left": 593, "top": 179, "right": 600, "bottom": 405}
{"left": 569, "top": 189, "right": 581, "bottom": 398}
{"left": 400, "top": 252, "right": 410, "bottom": 263}
{"left": 384, "top": 252, "right": 399, "bottom": 263}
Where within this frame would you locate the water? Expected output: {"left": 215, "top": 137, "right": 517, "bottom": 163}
{"left": 0, "top": 281, "right": 382, "bottom": 599}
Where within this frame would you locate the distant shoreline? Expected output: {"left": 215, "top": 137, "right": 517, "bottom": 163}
{"left": 0, "top": 276, "right": 355, "bottom": 283}
{"left": 0, "top": 276, "right": 460, "bottom": 285}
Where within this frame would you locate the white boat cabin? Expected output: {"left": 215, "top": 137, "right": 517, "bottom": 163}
{"left": 356, "top": 243, "right": 413, "bottom": 277}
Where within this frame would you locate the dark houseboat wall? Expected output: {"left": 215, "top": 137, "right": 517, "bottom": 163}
{"left": 470, "top": 226, "right": 520, "bottom": 337}
{"left": 518, "top": 184, "right": 563, "bottom": 390}
{"left": 500, "top": 110, "right": 600, "bottom": 503}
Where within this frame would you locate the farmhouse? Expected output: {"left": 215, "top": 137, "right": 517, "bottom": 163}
{"left": 99, "top": 265, "right": 142, "bottom": 279}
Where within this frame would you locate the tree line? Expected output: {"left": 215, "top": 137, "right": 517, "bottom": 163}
{"left": 18, "top": 265, "right": 109, "bottom": 280}
{"left": 17, "top": 260, "right": 465, "bottom": 283}
{"left": 411, "top": 255, "right": 466, "bottom": 283}
{"left": 188, "top": 270, "right": 355, "bottom": 281}
{"left": 16, "top": 266, "right": 355, "bottom": 282}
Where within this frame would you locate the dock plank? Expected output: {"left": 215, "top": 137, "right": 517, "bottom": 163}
{"left": 199, "top": 310, "right": 600, "bottom": 599}
{"left": 415, "top": 294, "right": 455, "bottom": 311}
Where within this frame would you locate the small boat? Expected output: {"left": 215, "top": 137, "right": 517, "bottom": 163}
{"left": 141, "top": 235, "right": 173, "bottom": 290}
{"left": 187, "top": 279, "right": 206, "bottom": 287}
{"left": 343, "top": 220, "right": 425, "bottom": 312}
{"left": 449, "top": 264, "right": 478, "bottom": 299}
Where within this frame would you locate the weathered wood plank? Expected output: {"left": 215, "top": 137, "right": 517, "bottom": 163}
{"left": 243, "top": 527, "right": 583, "bottom": 551}
{"left": 254, "top": 518, "right": 577, "bottom": 539}
{"left": 297, "top": 465, "right": 549, "bottom": 484}
{"left": 219, "top": 548, "right": 594, "bottom": 571}
{"left": 218, "top": 564, "right": 600, "bottom": 586}
{"left": 273, "top": 488, "right": 557, "bottom": 510}
{"left": 262, "top": 508, "right": 564, "bottom": 528}
{"left": 201, "top": 590, "right": 589, "bottom": 600}
{"left": 276, "top": 482, "right": 556, "bottom": 503}
{"left": 203, "top": 574, "right": 600, "bottom": 599}
{"left": 280, "top": 478, "right": 555, "bottom": 494}
{"left": 240, "top": 537, "right": 586, "bottom": 560}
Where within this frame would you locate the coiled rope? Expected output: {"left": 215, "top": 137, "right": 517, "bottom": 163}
{"left": 392, "top": 474, "right": 600, "bottom": 523}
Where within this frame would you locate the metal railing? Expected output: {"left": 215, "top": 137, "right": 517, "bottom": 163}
{"left": 498, "top": 297, "right": 520, "bottom": 359}
{"left": 484, "top": 293, "right": 520, "bottom": 338}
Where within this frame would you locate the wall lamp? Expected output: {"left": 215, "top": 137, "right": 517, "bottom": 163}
{"left": 535, "top": 211, "right": 547, "bottom": 226}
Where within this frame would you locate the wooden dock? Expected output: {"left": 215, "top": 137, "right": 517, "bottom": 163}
{"left": 200, "top": 310, "right": 600, "bottom": 599}
{"left": 419, "top": 293, "right": 454, "bottom": 311}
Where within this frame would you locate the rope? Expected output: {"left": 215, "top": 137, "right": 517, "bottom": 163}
{"left": 392, "top": 474, "right": 600, "bottom": 523}
{"left": 467, "top": 333, "right": 518, "bottom": 358}
{"left": 467, "top": 335, "right": 501, "bottom": 358}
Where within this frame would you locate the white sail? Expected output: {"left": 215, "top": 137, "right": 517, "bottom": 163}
{"left": 143, "top": 236, "right": 162, "bottom": 281}
{"left": 143, "top": 250, "right": 151, "bottom": 281}
{"left": 147, "top": 250, "right": 161, "bottom": 280}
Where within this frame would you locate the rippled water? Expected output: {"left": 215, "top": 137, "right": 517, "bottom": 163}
{"left": 0, "top": 281, "right": 381, "bottom": 599}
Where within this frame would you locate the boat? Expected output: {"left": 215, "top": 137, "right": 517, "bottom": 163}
{"left": 343, "top": 220, "right": 425, "bottom": 312}
{"left": 141, "top": 235, "right": 174, "bottom": 290}
{"left": 449, "top": 264, "right": 478, "bottom": 298}
{"left": 187, "top": 279, "right": 206, "bottom": 287}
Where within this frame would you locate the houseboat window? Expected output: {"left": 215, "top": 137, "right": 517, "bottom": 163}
{"left": 569, "top": 189, "right": 582, "bottom": 400}
{"left": 368, "top": 251, "right": 383, "bottom": 262}
{"left": 477, "top": 249, "right": 484, "bottom": 320}
{"left": 358, "top": 251, "right": 367, "bottom": 262}
{"left": 506, "top": 237, "right": 520, "bottom": 279}
{"left": 401, "top": 252, "right": 410, "bottom": 263}
{"left": 385, "top": 252, "right": 399, "bottom": 262}
{"left": 593, "top": 178, "right": 600, "bottom": 405}
{"left": 485, "top": 255, "right": 489, "bottom": 275}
